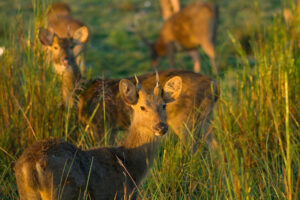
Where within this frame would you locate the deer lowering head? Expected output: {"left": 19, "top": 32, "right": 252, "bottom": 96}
{"left": 39, "top": 26, "right": 89, "bottom": 107}
{"left": 15, "top": 73, "right": 182, "bottom": 200}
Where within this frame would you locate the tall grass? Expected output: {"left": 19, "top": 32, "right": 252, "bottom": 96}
{"left": 0, "top": 0, "right": 299, "bottom": 199}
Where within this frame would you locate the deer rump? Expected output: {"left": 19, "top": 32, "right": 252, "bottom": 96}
{"left": 14, "top": 139, "right": 136, "bottom": 199}
{"left": 78, "top": 69, "right": 218, "bottom": 141}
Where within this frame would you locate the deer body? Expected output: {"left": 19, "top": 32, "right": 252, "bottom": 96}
{"left": 15, "top": 75, "right": 182, "bottom": 200}
{"left": 150, "top": 1, "right": 218, "bottom": 74}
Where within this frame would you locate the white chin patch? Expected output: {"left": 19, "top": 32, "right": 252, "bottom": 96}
{"left": 54, "top": 64, "right": 67, "bottom": 75}
{"left": 154, "top": 132, "right": 161, "bottom": 136}
{"left": 154, "top": 131, "right": 168, "bottom": 137}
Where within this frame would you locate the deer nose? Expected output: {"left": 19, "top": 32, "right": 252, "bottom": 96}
{"left": 63, "top": 59, "right": 69, "bottom": 67}
{"left": 153, "top": 122, "right": 168, "bottom": 136}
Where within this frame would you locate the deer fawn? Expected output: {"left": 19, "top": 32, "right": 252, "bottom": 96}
{"left": 139, "top": 1, "right": 218, "bottom": 74}
{"left": 39, "top": 26, "right": 218, "bottom": 145}
{"left": 43, "top": 2, "right": 88, "bottom": 75}
{"left": 15, "top": 73, "right": 182, "bottom": 200}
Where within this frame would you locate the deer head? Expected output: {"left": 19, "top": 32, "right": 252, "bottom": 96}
{"left": 38, "top": 26, "right": 89, "bottom": 75}
{"left": 119, "top": 71, "right": 182, "bottom": 136}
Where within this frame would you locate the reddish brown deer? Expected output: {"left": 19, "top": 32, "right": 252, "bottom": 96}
{"left": 39, "top": 26, "right": 218, "bottom": 145}
{"left": 140, "top": 1, "right": 218, "bottom": 74}
{"left": 43, "top": 2, "right": 88, "bottom": 75}
{"left": 47, "top": 2, "right": 72, "bottom": 22}
{"left": 15, "top": 74, "right": 182, "bottom": 200}
{"left": 39, "top": 26, "right": 88, "bottom": 108}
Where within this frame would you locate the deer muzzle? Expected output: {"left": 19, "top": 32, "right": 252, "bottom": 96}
{"left": 153, "top": 122, "right": 168, "bottom": 136}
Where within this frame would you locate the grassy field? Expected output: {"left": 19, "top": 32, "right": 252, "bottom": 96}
{"left": 0, "top": 0, "right": 299, "bottom": 199}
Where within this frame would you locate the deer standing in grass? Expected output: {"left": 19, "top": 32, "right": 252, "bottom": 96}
{"left": 39, "top": 25, "right": 218, "bottom": 146}
{"left": 43, "top": 2, "right": 88, "bottom": 75}
{"left": 140, "top": 1, "right": 218, "bottom": 74}
{"left": 15, "top": 73, "right": 182, "bottom": 200}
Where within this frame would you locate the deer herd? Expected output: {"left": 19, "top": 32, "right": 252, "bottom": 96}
{"left": 13, "top": 0, "right": 297, "bottom": 199}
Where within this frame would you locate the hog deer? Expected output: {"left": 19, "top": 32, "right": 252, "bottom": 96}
{"left": 39, "top": 27, "right": 218, "bottom": 145}
{"left": 39, "top": 26, "right": 88, "bottom": 108}
{"left": 43, "top": 2, "right": 88, "bottom": 75}
{"left": 15, "top": 74, "right": 182, "bottom": 200}
{"left": 140, "top": 1, "right": 218, "bottom": 74}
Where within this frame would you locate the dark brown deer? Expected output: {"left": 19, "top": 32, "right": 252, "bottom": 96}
{"left": 39, "top": 27, "right": 218, "bottom": 146}
{"left": 43, "top": 2, "right": 89, "bottom": 75}
{"left": 15, "top": 74, "right": 182, "bottom": 200}
{"left": 140, "top": 1, "right": 219, "bottom": 74}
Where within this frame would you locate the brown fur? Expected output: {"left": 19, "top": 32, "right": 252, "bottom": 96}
{"left": 149, "top": 1, "right": 219, "bottom": 74}
{"left": 78, "top": 70, "right": 218, "bottom": 144}
{"left": 44, "top": 3, "right": 88, "bottom": 75}
{"left": 47, "top": 2, "right": 72, "bottom": 22}
{"left": 160, "top": 0, "right": 181, "bottom": 20}
{"left": 15, "top": 76, "right": 182, "bottom": 200}
{"left": 39, "top": 24, "right": 218, "bottom": 145}
{"left": 39, "top": 26, "right": 88, "bottom": 107}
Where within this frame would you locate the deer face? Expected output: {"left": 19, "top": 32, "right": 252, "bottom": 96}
{"left": 119, "top": 75, "right": 182, "bottom": 136}
{"left": 38, "top": 26, "right": 88, "bottom": 75}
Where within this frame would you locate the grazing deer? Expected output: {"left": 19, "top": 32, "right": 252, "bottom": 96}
{"left": 43, "top": 2, "right": 88, "bottom": 75}
{"left": 15, "top": 74, "right": 182, "bottom": 200}
{"left": 39, "top": 27, "right": 218, "bottom": 144}
{"left": 139, "top": 1, "right": 219, "bottom": 74}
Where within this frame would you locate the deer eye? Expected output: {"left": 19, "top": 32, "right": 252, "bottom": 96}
{"left": 140, "top": 106, "right": 146, "bottom": 111}
{"left": 162, "top": 104, "right": 166, "bottom": 110}
{"left": 54, "top": 45, "right": 59, "bottom": 50}
{"left": 69, "top": 45, "right": 74, "bottom": 49}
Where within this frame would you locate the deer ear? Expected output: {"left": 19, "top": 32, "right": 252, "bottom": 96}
{"left": 163, "top": 76, "right": 182, "bottom": 103}
{"left": 38, "top": 28, "right": 54, "bottom": 46}
{"left": 73, "top": 26, "right": 89, "bottom": 43}
{"left": 119, "top": 79, "right": 138, "bottom": 105}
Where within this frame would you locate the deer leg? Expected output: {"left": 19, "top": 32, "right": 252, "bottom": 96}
{"left": 167, "top": 43, "right": 175, "bottom": 68}
{"left": 76, "top": 55, "right": 85, "bottom": 76}
{"left": 201, "top": 42, "right": 218, "bottom": 75}
{"left": 189, "top": 50, "right": 201, "bottom": 73}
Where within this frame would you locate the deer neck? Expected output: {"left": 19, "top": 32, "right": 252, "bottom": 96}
{"left": 154, "top": 37, "right": 167, "bottom": 56}
{"left": 119, "top": 123, "right": 161, "bottom": 185}
{"left": 57, "top": 63, "right": 81, "bottom": 108}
